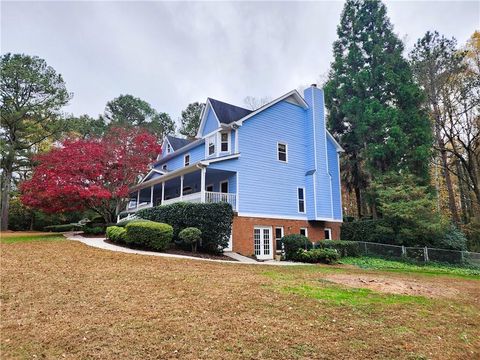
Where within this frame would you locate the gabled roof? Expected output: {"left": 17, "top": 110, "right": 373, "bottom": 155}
{"left": 208, "top": 98, "right": 252, "bottom": 124}
{"left": 166, "top": 135, "right": 195, "bottom": 151}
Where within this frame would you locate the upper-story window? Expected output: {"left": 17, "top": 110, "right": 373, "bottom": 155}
{"left": 297, "top": 187, "right": 305, "bottom": 213}
{"left": 220, "top": 132, "right": 229, "bottom": 152}
{"left": 208, "top": 135, "right": 216, "bottom": 156}
{"left": 166, "top": 143, "right": 173, "bottom": 154}
{"left": 184, "top": 154, "right": 190, "bottom": 167}
{"left": 278, "top": 142, "right": 288, "bottom": 162}
{"left": 162, "top": 164, "right": 167, "bottom": 171}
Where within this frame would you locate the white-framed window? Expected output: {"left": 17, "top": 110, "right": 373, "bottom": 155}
{"left": 184, "top": 153, "right": 190, "bottom": 167}
{"left": 274, "top": 227, "right": 284, "bottom": 253}
{"left": 277, "top": 142, "right": 288, "bottom": 162}
{"left": 297, "top": 187, "right": 306, "bottom": 213}
{"left": 166, "top": 142, "right": 173, "bottom": 154}
{"left": 324, "top": 228, "right": 332, "bottom": 240}
{"left": 207, "top": 135, "right": 216, "bottom": 156}
{"left": 220, "top": 132, "right": 229, "bottom": 152}
{"left": 300, "top": 228, "right": 308, "bottom": 237}
{"left": 162, "top": 164, "right": 167, "bottom": 171}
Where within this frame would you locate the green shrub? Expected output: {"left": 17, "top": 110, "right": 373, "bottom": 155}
{"left": 125, "top": 221, "right": 173, "bottom": 251}
{"left": 341, "top": 220, "right": 386, "bottom": 243}
{"left": 316, "top": 240, "right": 361, "bottom": 257}
{"left": 138, "top": 202, "right": 233, "bottom": 253}
{"left": 294, "top": 248, "right": 340, "bottom": 264}
{"left": 116, "top": 218, "right": 152, "bottom": 227}
{"left": 83, "top": 226, "right": 104, "bottom": 235}
{"left": 178, "top": 227, "right": 202, "bottom": 252}
{"left": 282, "top": 234, "right": 312, "bottom": 260}
{"left": 106, "top": 226, "right": 127, "bottom": 244}
{"left": 44, "top": 224, "right": 83, "bottom": 232}
{"left": 436, "top": 224, "right": 467, "bottom": 251}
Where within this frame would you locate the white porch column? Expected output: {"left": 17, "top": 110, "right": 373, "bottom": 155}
{"left": 150, "top": 185, "right": 154, "bottom": 206}
{"left": 180, "top": 175, "right": 184, "bottom": 200}
{"left": 161, "top": 182, "right": 165, "bottom": 204}
{"left": 200, "top": 167, "right": 206, "bottom": 203}
{"left": 136, "top": 190, "right": 140, "bottom": 210}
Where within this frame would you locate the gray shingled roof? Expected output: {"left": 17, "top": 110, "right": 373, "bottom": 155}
{"left": 208, "top": 98, "right": 252, "bottom": 124}
{"left": 166, "top": 135, "right": 195, "bottom": 151}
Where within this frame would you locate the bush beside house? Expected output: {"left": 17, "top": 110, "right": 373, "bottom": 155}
{"left": 124, "top": 221, "right": 173, "bottom": 251}
{"left": 138, "top": 202, "right": 233, "bottom": 253}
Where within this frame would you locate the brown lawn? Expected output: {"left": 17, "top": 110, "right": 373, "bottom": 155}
{"left": 1, "top": 238, "right": 479, "bottom": 359}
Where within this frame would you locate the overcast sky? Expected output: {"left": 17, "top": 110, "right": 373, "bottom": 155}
{"left": 2, "top": 1, "right": 479, "bottom": 129}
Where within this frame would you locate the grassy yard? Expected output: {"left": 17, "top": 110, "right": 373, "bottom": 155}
{"left": 1, "top": 233, "right": 479, "bottom": 359}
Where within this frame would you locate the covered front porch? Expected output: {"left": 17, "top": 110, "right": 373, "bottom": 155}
{"left": 121, "top": 164, "right": 237, "bottom": 220}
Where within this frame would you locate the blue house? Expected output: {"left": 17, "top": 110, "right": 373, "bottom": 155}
{"left": 124, "top": 85, "right": 343, "bottom": 259}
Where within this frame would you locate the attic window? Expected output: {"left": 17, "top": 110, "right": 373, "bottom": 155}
{"left": 220, "top": 132, "right": 229, "bottom": 152}
{"left": 167, "top": 143, "right": 173, "bottom": 154}
{"left": 162, "top": 164, "right": 167, "bottom": 171}
{"left": 184, "top": 154, "right": 190, "bottom": 167}
{"left": 208, "top": 135, "right": 216, "bottom": 156}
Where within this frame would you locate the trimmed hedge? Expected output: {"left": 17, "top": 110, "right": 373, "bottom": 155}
{"left": 125, "top": 221, "right": 173, "bottom": 251}
{"left": 315, "top": 240, "right": 361, "bottom": 257}
{"left": 106, "top": 226, "right": 127, "bottom": 244}
{"left": 282, "top": 234, "right": 313, "bottom": 260}
{"left": 116, "top": 218, "right": 153, "bottom": 227}
{"left": 83, "top": 226, "right": 104, "bottom": 235}
{"left": 44, "top": 224, "right": 82, "bottom": 232}
{"left": 293, "top": 248, "right": 340, "bottom": 264}
{"left": 138, "top": 202, "right": 233, "bottom": 253}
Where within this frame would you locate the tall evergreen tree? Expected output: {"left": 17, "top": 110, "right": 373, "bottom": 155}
{"left": 324, "top": 0, "right": 432, "bottom": 218}
{"left": 179, "top": 102, "right": 205, "bottom": 139}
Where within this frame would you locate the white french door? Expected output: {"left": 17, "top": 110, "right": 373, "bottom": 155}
{"left": 253, "top": 226, "right": 273, "bottom": 260}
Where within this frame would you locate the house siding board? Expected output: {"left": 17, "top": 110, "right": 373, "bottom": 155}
{"left": 153, "top": 143, "right": 205, "bottom": 173}
{"left": 219, "top": 101, "right": 307, "bottom": 217}
{"left": 327, "top": 138, "right": 342, "bottom": 220}
{"left": 202, "top": 108, "right": 219, "bottom": 136}
{"left": 304, "top": 86, "right": 332, "bottom": 219}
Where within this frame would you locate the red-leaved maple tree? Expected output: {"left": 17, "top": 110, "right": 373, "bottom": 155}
{"left": 21, "top": 127, "right": 161, "bottom": 223}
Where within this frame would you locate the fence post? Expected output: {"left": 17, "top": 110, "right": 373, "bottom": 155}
{"left": 364, "top": 242, "right": 368, "bottom": 255}
{"left": 424, "top": 246, "right": 429, "bottom": 263}
{"left": 402, "top": 246, "right": 406, "bottom": 257}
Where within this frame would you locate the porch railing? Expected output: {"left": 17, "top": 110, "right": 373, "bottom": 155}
{"left": 205, "top": 191, "right": 236, "bottom": 208}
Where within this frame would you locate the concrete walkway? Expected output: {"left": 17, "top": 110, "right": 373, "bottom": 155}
{"left": 64, "top": 232, "right": 308, "bottom": 266}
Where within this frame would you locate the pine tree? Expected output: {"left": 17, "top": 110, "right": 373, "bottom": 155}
{"left": 324, "top": 0, "right": 432, "bottom": 218}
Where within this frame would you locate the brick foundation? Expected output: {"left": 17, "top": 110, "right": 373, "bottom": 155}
{"left": 232, "top": 215, "right": 341, "bottom": 257}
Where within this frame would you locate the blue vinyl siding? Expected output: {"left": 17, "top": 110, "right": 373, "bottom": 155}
{"left": 212, "top": 101, "right": 308, "bottom": 218}
{"left": 202, "top": 107, "right": 219, "bottom": 136}
{"left": 328, "top": 137, "right": 342, "bottom": 220}
{"left": 153, "top": 143, "right": 205, "bottom": 173}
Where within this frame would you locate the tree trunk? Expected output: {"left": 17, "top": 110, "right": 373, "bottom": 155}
{"left": 0, "top": 170, "right": 12, "bottom": 231}
{"left": 438, "top": 140, "right": 460, "bottom": 224}
{"left": 354, "top": 187, "right": 362, "bottom": 219}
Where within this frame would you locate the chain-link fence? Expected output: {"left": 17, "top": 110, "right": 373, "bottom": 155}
{"left": 353, "top": 241, "right": 480, "bottom": 267}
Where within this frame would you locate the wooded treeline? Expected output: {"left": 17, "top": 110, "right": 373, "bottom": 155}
{"left": 325, "top": 0, "right": 479, "bottom": 250}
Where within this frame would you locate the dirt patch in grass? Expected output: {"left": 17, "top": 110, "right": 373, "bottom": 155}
{"left": 324, "top": 273, "right": 461, "bottom": 298}
{"left": 1, "top": 241, "right": 479, "bottom": 359}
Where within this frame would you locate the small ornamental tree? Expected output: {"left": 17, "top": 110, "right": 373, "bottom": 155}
{"left": 20, "top": 127, "right": 161, "bottom": 223}
{"left": 179, "top": 227, "right": 202, "bottom": 252}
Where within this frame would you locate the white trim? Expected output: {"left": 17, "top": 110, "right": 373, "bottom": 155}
{"left": 184, "top": 153, "right": 190, "bottom": 167}
{"left": 139, "top": 168, "right": 166, "bottom": 184}
{"left": 311, "top": 87, "right": 318, "bottom": 219}
{"left": 235, "top": 171, "right": 239, "bottom": 212}
{"left": 200, "top": 153, "right": 240, "bottom": 165}
{"left": 315, "top": 218, "right": 343, "bottom": 223}
{"left": 237, "top": 212, "right": 308, "bottom": 221}
{"left": 161, "top": 182, "right": 165, "bottom": 203}
{"left": 236, "top": 90, "right": 308, "bottom": 125}
{"left": 200, "top": 167, "right": 206, "bottom": 203}
{"left": 180, "top": 175, "right": 184, "bottom": 200}
{"left": 219, "top": 130, "right": 231, "bottom": 153}
{"left": 205, "top": 133, "right": 217, "bottom": 158}
{"left": 326, "top": 131, "right": 345, "bottom": 152}
{"left": 219, "top": 180, "right": 229, "bottom": 194}
{"left": 274, "top": 226, "right": 284, "bottom": 253}
{"left": 196, "top": 99, "right": 221, "bottom": 138}
{"left": 277, "top": 142, "right": 288, "bottom": 163}
{"left": 299, "top": 227, "right": 308, "bottom": 237}
{"left": 297, "top": 187, "right": 306, "bottom": 214}
{"left": 324, "top": 228, "right": 332, "bottom": 240}
{"left": 337, "top": 152, "right": 343, "bottom": 222}
{"left": 234, "top": 128, "right": 239, "bottom": 153}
